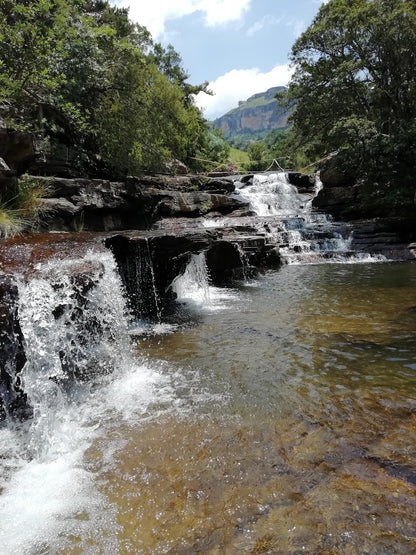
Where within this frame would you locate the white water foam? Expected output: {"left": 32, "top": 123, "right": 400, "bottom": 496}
{"left": 170, "top": 252, "right": 239, "bottom": 312}
{"left": 236, "top": 173, "right": 304, "bottom": 217}
{"left": 0, "top": 251, "right": 178, "bottom": 554}
{"left": 0, "top": 246, "right": 233, "bottom": 554}
{"left": 239, "top": 172, "right": 389, "bottom": 265}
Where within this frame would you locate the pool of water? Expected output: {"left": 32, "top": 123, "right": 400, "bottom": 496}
{"left": 103, "top": 262, "right": 416, "bottom": 553}
{"left": 2, "top": 262, "right": 416, "bottom": 553}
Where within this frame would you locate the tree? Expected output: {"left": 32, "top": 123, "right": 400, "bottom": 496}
{"left": 283, "top": 0, "right": 416, "bottom": 183}
{"left": 0, "top": 0, "right": 211, "bottom": 176}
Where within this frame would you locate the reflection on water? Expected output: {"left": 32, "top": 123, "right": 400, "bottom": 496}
{"left": 93, "top": 262, "right": 416, "bottom": 553}
{"left": 3, "top": 262, "right": 416, "bottom": 553}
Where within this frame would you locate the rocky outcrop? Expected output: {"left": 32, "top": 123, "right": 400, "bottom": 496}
{"left": 106, "top": 226, "right": 278, "bottom": 318}
{"left": 313, "top": 159, "right": 416, "bottom": 254}
{"left": 0, "top": 120, "right": 35, "bottom": 174}
{"left": 349, "top": 218, "right": 416, "bottom": 261}
{"left": 33, "top": 175, "right": 247, "bottom": 232}
{"left": 0, "top": 277, "right": 30, "bottom": 420}
{"left": 214, "top": 87, "right": 289, "bottom": 140}
{"left": 315, "top": 158, "right": 416, "bottom": 222}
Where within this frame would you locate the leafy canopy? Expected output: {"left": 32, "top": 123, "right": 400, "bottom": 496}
{"left": 0, "top": 0, "right": 218, "bottom": 175}
{"left": 282, "top": 0, "right": 416, "bottom": 183}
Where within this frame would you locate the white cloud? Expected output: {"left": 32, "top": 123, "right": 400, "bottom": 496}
{"left": 195, "top": 64, "right": 294, "bottom": 120}
{"left": 286, "top": 18, "right": 307, "bottom": 38}
{"left": 246, "top": 19, "right": 265, "bottom": 37}
{"left": 246, "top": 15, "right": 281, "bottom": 37}
{"left": 117, "top": 0, "right": 252, "bottom": 38}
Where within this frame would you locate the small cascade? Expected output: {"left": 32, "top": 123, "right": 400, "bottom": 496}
{"left": 238, "top": 172, "right": 385, "bottom": 264}
{"left": 170, "top": 253, "right": 211, "bottom": 305}
{"left": 144, "top": 239, "right": 162, "bottom": 321}
{"left": 16, "top": 251, "right": 131, "bottom": 456}
{"left": 106, "top": 237, "right": 162, "bottom": 321}
{"left": 236, "top": 173, "right": 304, "bottom": 217}
{"left": 235, "top": 243, "right": 249, "bottom": 281}
{"left": 170, "top": 252, "right": 239, "bottom": 312}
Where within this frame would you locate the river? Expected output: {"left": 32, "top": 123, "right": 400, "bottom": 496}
{"left": 1, "top": 257, "right": 416, "bottom": 553}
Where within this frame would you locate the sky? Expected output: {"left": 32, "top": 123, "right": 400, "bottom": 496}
{"left": 113, "top": 0, "right": 327, "bottom": 120}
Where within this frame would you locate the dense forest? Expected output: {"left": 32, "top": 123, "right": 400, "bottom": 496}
{"left": 0, "top": 0, "right": 231, "bottom": 177}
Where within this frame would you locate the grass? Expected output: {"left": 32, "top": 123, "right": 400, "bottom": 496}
{"left": 228, "top": 147, "right": 249, "bottom": 171}
{"left": 0, "top": 175, "right": 46, "bottom": 238}
{"left": 0, "top": 208, "right": 26, "bottom": 238}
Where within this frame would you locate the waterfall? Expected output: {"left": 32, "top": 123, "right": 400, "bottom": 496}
{"left": 238, "top": 172, "right": 386, "bottom": 264}
{"left": 0, "top": 247, "right": 176, "bottom": 552}
{"left": 170, "top": 253, "right": 211, "bottom": 305}
{"left": 16, "top": 250, "right": 131, "bottom": 455}
{"left": 236, "top": 173, "right": 303, "bottom": 217}
{"left": 106, "top": 236, "right": 162, "bottom": 321}
{"left": 170, "top": 252, "right": 239, "bottom": 311}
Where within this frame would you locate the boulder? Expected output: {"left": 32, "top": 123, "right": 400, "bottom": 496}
{"left": 287, "top": 172, "right": 316, "bottom": 194}
{"left": 319, "top": 157, "right": 355, "bottom": 188}
{"left": 152, "top": 190, "right": 247, "bottom": 218}
{"left": 0, "top": 126, "right": 34, "bottom": 173}
{"left": 313, "top": 184, "right": 357, "bottom": 217}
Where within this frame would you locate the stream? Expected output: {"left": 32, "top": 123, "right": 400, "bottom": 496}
{"left": 0, "top": 174, "right": 416, "bottom": 553}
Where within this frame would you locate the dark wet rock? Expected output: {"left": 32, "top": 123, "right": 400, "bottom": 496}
{"left": 0, "top": 125, "right": 35, "bottom": 174}
{"left": 34, "top": 175, "right": 245, "bottom": 232}
{"left": 0, "top": 277, "right": 31, "bottom": 421}
{"left": 319, "top": 157, "right": 355, "bottom": 188}
{"left": 152, "top": 189, "right": 246, "bottom": 218}
{"left": 106, "top": 231, "right": 215, "bottom": 318}
{"left": 287, "top": 172, "right": 316, "bottom": 194}
{"left": 313, "top": 184, "right": 357, "bottom": 215}
{"left": 350, "top": 218, "right": 416, "bottom": 261}
{"left": 206, "top": 241, "right": 245, "bottom": 284}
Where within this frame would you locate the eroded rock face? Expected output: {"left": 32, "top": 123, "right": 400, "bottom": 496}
{"left": 214, "top": 87, "right": 289, "bottom": 139}
{"left": 34, "top": 175, "right": 245, "bottom": 232}
{"left": 0, "top": 277, "right": 30, "bottom": 420}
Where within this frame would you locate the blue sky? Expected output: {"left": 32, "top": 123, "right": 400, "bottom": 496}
{"left": 115, "top": 0, "right": 327, "bottom": 119}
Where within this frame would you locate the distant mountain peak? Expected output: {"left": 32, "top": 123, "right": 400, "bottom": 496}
{"left": 214, "top": 86, "right": 288, "bottom": 140}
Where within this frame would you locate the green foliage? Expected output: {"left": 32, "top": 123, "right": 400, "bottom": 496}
{"left": 0, "top": 175, "right": 46, "bottom": 237}
{"left": 200, "top": 199, "right": 213, "bottom": 214}
{"left": 200, "top": 126, "right": 230, "bottom": 163}
{"left": 283, "top": 0, "right": 416, "bottom": 186}
{"left": 229, "top": 147, "right": 249, "bottom": 170}
{"left": 228, "top": 130, "right": 271, "bottom": 151}
{"left": 0, "top": 0, "right": 210, "bottom": 176}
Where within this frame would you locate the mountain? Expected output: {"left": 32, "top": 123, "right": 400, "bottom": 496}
{"left": 213, "top": 86, "right": 289, "bottom": 140}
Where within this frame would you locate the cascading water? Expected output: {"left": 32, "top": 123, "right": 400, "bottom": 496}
{"left": 170, "top": 252, "right": 239, "bottom": 311}
{"left": 236, "top": 173, "right": 304, "bottom": 217}
{"left": 236, "top": 172, "right": 386, "bottom": 264}
{"left": 0, "top": 249, "right": 172, "bottom": 553}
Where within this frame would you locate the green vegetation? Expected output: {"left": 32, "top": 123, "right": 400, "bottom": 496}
{"left": 280, "top": 0, "right": 416, "bottom": 191}
{"left": 234, "top": 0, "right": 416, "bottom": 190}
{"left": 229, "top": 147, "right": 249, "bottom": 169}
{"left": 0, "top": 0, "right": 227, "bottom": 177}
{"left": 0, "top": 175, "right": 46, "bottom": 237}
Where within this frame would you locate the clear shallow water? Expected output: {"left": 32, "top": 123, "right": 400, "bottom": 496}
{"left": 2, "top": 262, "right": 416, "bottom": 553}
